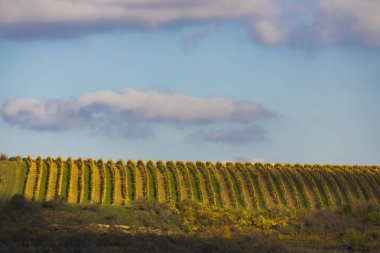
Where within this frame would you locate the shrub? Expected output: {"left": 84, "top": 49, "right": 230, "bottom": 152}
{"left": 0, "top": 153, "right": 8, "bottom": 160}
{"left": 42, "top": 199, "right": 64, "bottom": 209}
{"left": 341, "top": 229, "right": 368, "bottom": 252}
{"left": 9, "top": 194, "right": 26, "bottom": 208}
{"left": 367, "top": 211, "right": 380, "bottom": 226}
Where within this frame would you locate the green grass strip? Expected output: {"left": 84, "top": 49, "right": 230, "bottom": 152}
{"left": 61, "top": 162, "right": 69, "bottom": 200}
{"left": 329, "top": 172, "right": 349, "bottom": 205}
{"left": 98, "top": 163, "right": 105, "bottom": 204}
{"left": 259, "top": 167, "right": 280, "bottom": 206}
{"left": 82, "top": 164, "right": 91, "bottom": 204}
{"left": 208, "top": 167, "right": 223, "bottom": 208}
{"left": 19, "top": 161, "right": 29, "bottom": 195}
{"left": 196, "top": 163, "right": 214, "bottom": 205}
{"left": 267, "top": 168, "right": 288, "bottom": 206}
{"left": 186, "top": 165, "right": 201, "bottom": 202}
{"left": 0, "top": 161, "right": 23, "bottom": 200}
{"left": 287, "top": 168, "right": 308, "bottom": 208}
{"left": 156, "top": 162, "right": 169, "bottom": 202}
{"left": 367, "top": 168, "right": 380, "bottom": 186}
{"left": 317, "top": 168, "right": 342, "bottom": 207}
{"left": 304, "top": 169, "right": 330, "bottom": 208}
{"left": 31, "top": 161, "right": 40, "bottom": 201}
{"left": 360, "top": 170, "right": 380, "bottom": 203}
{"left": 295, "top": 168, "right": 321, "bottom": 209}
{"left": 239, "top": 165, "right": 259, "bottom": 210}
{"left": 176, "top": 162, "right": 192, "bottom": 200}
{"left": 351, "top": 172, "right": 371, "bottom": 201}
{"left": 246, "top": 169, "right": 266, "bottom": 210}
{"left": 126, "top": 164, "right": 136, "bottom": 201}
{"left": 225, "top": 166, "right": 245, "bottom": 209}
{"left": 116, "top": 163, "right": 127, "bottom": 203}
{"left": 166, "top": 164, "right": 179, "bottom": 203}
{"left": 136, "top": 163, "right": 148, "bottom": 198}
{"left": 77, "top": 163, "right": 83, "bottom": 204}
{"left": 339, "top": 169, "right": 361, "bottom": 200}
{"left": 267, "top": 169, "right": 287, "bottom": 206}
{"left": 38, "top": 161, "right": 49, "bottom": 202}
{"left": 277, "top": 168, "right": 299, "bottom": 208}
{"left": 146, "top": 164, "right": 157, "bottom": 201}
{"left": 103, "top": 165, "right": 114, "bottom": 205}
{"left": 216, "top": 164, "right": 236, "bottom": 209}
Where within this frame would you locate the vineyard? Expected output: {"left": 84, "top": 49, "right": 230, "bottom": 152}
{"left": 1, "top": 156, "right": 380, "bottom": 210}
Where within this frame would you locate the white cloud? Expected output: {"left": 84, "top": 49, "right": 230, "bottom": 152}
{"left": 1, "top": 87, "right": 271, "bottom": 135}
{"left": 316, "top": 0, "right": 380, "bottom": 47}
{"left": 0, "top": 0, "right": 279, "bottom": 26}
{"left": 251, "top": 19, "right": 287, "bottom": 45}
{"left": 0, "top": 0, "right": 285, "bottom": 44}
{"left": 2, "top": 0, "right": 379, "bottom": 47}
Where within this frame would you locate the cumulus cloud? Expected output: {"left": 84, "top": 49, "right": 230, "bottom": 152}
{"left": 1, "top": 0, "right": 379, "bottom": 47}
{"left": 1, "top": 87, "right": 271, "bottom": 140}
{"left": 194, "top": 125, "right": 267, "bottom": 144}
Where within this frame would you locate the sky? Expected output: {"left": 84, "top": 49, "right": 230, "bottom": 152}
{"left": 0, "top": 0, "right": 379, "bottom": 165}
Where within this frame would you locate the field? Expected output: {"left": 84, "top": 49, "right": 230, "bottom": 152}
{"left": 1, "top": 157, "right": 380, "bottom": 210}
{"left": 0, "top": 160, "right": 26, "bottom": 200}
{"left": 1, "top": 157, "right": 380, "bottom": 252}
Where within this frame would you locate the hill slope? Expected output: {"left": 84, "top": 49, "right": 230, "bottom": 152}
{"left": 1, "top": 157, "right": 379, "bottom": 210}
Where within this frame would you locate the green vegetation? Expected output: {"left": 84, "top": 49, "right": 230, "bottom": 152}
{"left": 0, "top": 160, "right": 23, "bottom": 200}
{"left": 103, "top": 163, "right": 114, "bottom": 205}
{"left": 146, "top": 160, "right": 158, "bottom": 201}
{"left": 0, "top": 158, "right": 379, "bottom": 211}
{"left": 82, "top": 162, "right": 92, "bottom": 204}
{"left": 225, "top": 162, "right": 245, "bottom": 209}
{"left": 18, "top": 160, "right": 28, "bottom": 195}
{"left": 0, "top": 157, "right": 380, "bottom": 252}
{"left": 60, "top": 162, "right": 69, "bottom": 200}
{"left": 206, "top": 162, "right": 223, "bottom": 208}
{"left": 37, "top": 161, "right": 49, "bottom": 201}
{"left": 186, "top": 161, "right": 201, "bottom": 202}
{"left": 126, "top": 160, "right": 136, "bottom": 202}
{"left": 1, "top": 195, "right": 380, "bottom": 252}
{"left": 166, "top": 161, "right": 180, "bottom": 203}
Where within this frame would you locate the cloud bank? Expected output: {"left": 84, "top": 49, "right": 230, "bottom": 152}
{"left": 1, "top": 87, "right": 271, "bottom": 143}
{"left": 1, "top": 0, "right": 379, "bottom": 47}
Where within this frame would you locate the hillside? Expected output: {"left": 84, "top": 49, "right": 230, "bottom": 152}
{"left": 1, "top": 157, "right": 379, "bottom": 210}
{"left": 1, "top": 157, "right": 380, "bottom": 252}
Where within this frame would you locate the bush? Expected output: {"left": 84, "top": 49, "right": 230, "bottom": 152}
{"left": 81, "top": 204, "right": 101, "bottom": 213}
{"left": 367, "top": 211, "right": 380, "bottom": 226}
{"left": 9, "top": 194, "right": 26, "bottom": 208}
{"left": 341, "top": 229, "right": 368, "bottom": 252}
{"left": 42, "top": 199, "right": 65, "bottom": 209}
{"left": 0, "top": 153, "right": 8, "bottom": 160}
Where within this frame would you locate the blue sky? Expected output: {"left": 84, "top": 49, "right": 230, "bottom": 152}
{"left": 0, "top": 0, "right": 379, "bottom": 164}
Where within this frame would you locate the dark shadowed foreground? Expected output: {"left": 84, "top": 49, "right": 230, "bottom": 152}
{"left": 1, "top": 196, "right": 380, "bottom": 253}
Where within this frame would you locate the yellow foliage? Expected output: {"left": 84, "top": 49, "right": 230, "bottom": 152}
{"left": 24, "top": 160, "right": 36, "bottom": 200}
{"left": 34, "top": 157, "right": 44, "bottom": 201}
{"left": 133, "top": 163, "right": 144, "bottom": 200}
{"left": 68, "top": 160, "right": 79, "bottom": 204}
{"left": 77, "top": 159, "right": 85, "bottom": 203}
{"left": 45, "top": 160, "right": 58, "bottom": 201}
{"left": 112, "top": 163, "right": 124, "bottom": 205}
{"left": 251, "top": 214, "right": 289, "bottom": 229}
{"left": 91, "top": 161, "right": 101, "bottom": 204}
